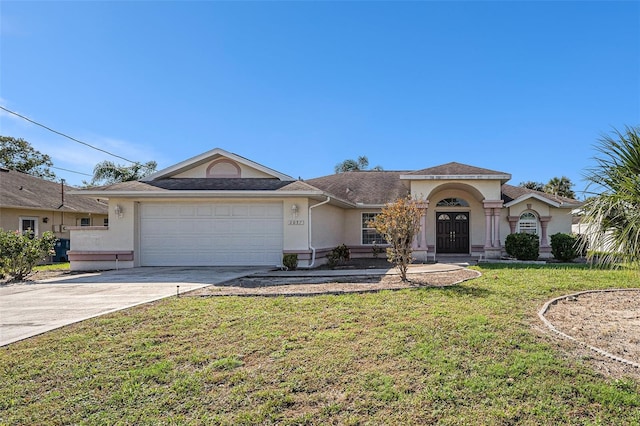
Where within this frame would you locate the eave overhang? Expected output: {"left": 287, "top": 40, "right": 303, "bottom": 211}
{"left": 504, "top": 193, "right": 582, "bottom": 209}
{"left": 401, "top": 173, "right": 512, "bottom": 184}
{"left": 68, "top": 189, "right": 356, "bottom": 208}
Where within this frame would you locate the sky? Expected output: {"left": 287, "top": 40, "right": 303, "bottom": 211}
{"left": 1, "top": 1, "right": 639, "bottom": 197}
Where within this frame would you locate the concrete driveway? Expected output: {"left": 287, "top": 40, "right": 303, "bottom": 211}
{"left": 0, "top": 267, "right": 268, "bottom": 347}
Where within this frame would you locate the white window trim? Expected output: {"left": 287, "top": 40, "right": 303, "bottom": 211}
{"left": 361, "top": 212, "right": 384, "bottom": 245}
{"left": 517, "top": 211, "right": 539, "bottom": 235}
{"left": 19, "top": 216, "right": 39, "bottom": 236}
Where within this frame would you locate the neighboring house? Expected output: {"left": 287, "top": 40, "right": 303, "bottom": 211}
{"left": 0, "top": 168, "right": 109, "bottom": 259}
{"left": 68, "top": 148, "right": 581, "bottom": 270}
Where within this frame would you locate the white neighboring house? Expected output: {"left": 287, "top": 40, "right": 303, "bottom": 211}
{"left": 69, "top": 148, "right": 581, "bottom": 270}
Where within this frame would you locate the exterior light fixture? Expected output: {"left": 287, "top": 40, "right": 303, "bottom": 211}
{"left": 291, "top": 204, "right": 299, "bottom": 218}
{"left": 114, "top": 205, "right": 124, "bottom": 218}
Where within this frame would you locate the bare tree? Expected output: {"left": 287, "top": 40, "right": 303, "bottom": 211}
{"left": 369, "top": 196, "right": 423, "bottom": 281}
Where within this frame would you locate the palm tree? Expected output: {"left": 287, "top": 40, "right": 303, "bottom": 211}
{"left": 580, "top": 125, "right": 640, "bottom": 267}
{"left": 544, "top": 176, "right": 576, "bottom": 199}
{"left": 89, "top": 160, "right": 157, "bottom": 185}
{"left": 519, "top": 181, "right": 545, "bottom": 192}
{"left": 334, "top": 155, "right": 383, "bottom": 173}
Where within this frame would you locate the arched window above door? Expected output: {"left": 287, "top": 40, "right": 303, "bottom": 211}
{"left": 436, "top": 198, "right": 469, "bottom": 207}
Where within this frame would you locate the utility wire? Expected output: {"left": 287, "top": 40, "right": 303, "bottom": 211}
{"left": 0, "top": 105, "right": 139, "bottom": 164}
{"left": 51, "top": 165, "right": 93, "bottom": 177}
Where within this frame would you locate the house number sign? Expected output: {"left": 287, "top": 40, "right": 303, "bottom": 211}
{"left": 288, "top": 220, "right": 305, "bottom": 225}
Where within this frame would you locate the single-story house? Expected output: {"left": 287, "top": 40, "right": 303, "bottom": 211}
{"left": 0, "top": 167, "right": 109, "bottom": 260}
{"left": 68, "top": 148, "right": 581, "bottom": 270}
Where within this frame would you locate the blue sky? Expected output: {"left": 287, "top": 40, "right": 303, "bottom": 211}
{"left": 1, "top": 1, "right": 638, "bottom": 196}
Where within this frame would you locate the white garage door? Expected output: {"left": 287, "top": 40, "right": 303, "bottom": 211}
{"left": 140, "top": 202, "right": 283, "bottom": 266}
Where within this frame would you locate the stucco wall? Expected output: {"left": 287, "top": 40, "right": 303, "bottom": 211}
{"left": 310, "top": 202, "right": 345, "bottom": 250}
{"left": 173, "top": 161, "right": 275, "bottom": 178}
{"left": 0, "top": 207, "right": 107, "bottom": 239}
{"left": 410, "top": 179, "right": 502, "bottom": 201}
{"left": 283, "top": 198, "right": 309, "bottom": 251}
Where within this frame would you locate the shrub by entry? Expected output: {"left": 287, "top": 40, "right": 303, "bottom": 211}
{"left": 505, "top": 233, "right": 540, "bottom": 261}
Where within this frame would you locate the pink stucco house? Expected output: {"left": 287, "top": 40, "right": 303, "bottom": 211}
{"left": 69, "top": 148, "right": 580, "bottom": 270}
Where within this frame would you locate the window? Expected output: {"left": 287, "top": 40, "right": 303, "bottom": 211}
{"left": 19, "top": 217, "right": 38, "bottom": 238}
{"left": 518, "top": 212, "right": 538, "bottom": 234}
{"left": 80, "top": 218, "right": 91, "bottom": 226}
{"left": 436, "top": 198, "right": 469, "bottom": 207}
{"left": 362, "top": 213, "right": 384, "bottom": 245}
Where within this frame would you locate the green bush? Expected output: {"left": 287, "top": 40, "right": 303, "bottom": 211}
{"left": 505, "top": 233, "right": 539, "bottom": 261}
{"left": 550, "top": 233, "right": 579, "bottom": 262}
{"left": 327, "top": 244, "right": 350, "bottom": 268}
{"left": 282, "top": 253, "right": 298, "bottom": 270}
{"left": 0, "top": 229, "right": 57, "bottom": 281}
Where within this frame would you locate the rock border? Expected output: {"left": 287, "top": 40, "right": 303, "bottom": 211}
{"left": 538, "top": 289, "right": 640, "bottom": 369}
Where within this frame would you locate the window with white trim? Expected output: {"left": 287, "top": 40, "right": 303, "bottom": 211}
{"left": 80, "top": 218, "right": 91, "bottom": 226}
{"left": 517, "top": 211, "right": 539, "bottom": 234}
{"left": 362, "top": 213, "right": 384, "bottom": 245}
{"left": 19, "top": 217, "right": 38, "bottom": 238}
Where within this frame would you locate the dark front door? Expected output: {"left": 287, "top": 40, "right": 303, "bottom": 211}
{"left": 436, "top": 212, "right": 469, "bottom": 254}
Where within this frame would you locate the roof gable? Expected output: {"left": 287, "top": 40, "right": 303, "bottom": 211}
{"left": 0, "top": 168, "right": 108, "bottom": 214}
{"left": 402, "top": 162, "right": 511, "bottom": 183}
{"left": 142, "top": 148, "right": 294, "bottom": 181}
{"left": 501, "top": 184, "right": 581, "bottom": 208}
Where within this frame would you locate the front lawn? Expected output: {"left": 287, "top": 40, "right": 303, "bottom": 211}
{"left": 1, "top": 265, "right": 639, "bottom": 425}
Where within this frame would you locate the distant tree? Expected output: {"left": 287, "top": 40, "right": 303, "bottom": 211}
{"left": 0, "top": 136, "right": 56, "bottom": 180}
{"left": 519, "top": 181, "right": 545, "bottom": 192}
{"left": 335, "top": 155, "right": 383, "bottom": 173}
{"left": 87, "top": 160, "right": 157, "bottom": 186}
{"left": 519, "top": 177, "right": 576, "bottom": 199}
{"left": 544, "top": 176, "right": 576, "bottom": 199}
{"left": 580, "top": 125, "right": 640, "bottom": 268}
{"left": 369, "top": 196, "right": 423, "bottom": 281}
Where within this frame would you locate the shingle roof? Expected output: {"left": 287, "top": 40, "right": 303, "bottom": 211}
{"left": 408, "top": 162, "right": 510, "bottom": 176}
{"left": 90, "top": 178, "right": 295, "bottom": 192}
{"left": 0, "top": 168, "right": 108, "bottom": 213}
{"left": 305, "top": 171, "right": 411, "bottom": 205}
{"left": 501, "top": 184, "right": 581, "bottom": 206}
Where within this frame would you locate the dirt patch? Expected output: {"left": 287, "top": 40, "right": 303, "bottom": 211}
{"left": 186, "top": 269, "right": 480, "bottom": 297}
{"left": 0, "top": 269, "right": 77, "bottom": 286}
{"left": 541, "top": 289, "right": 640, "bottom": 379}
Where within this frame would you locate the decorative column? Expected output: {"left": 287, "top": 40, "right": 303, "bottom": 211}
{"left": 492, "top": 208, "right": 501, "bottom": 248}
{"left": 539, "top": 216, "right": 551, "bottom": 248}
{"left": 507, "top": 216, "right": 519, "bottom": 234}
{"left": 483, "top": 200, "right": 504, "bottom": 259}
{"left": 484, "top": 208, "right": 493, "bottom": 249}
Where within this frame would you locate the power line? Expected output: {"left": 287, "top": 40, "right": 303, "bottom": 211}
{"left": 51, "top": 166, "right": 93, "bottom": 177}
{"left": 0, "top": 105, "right": 139, "bottom": 164}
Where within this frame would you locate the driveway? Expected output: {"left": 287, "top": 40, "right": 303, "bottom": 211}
{"left": 0, "top": 267, "right": 268, "bottom": 347}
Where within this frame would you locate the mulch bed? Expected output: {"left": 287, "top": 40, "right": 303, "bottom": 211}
{"left": 185, "top": 269, "right": 481, "bottom": 297}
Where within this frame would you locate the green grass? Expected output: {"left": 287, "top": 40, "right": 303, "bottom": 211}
{"left": 33, "top": 262, "right": 70, "bottom": 271}
{"left": 2, "top": 265, "right": 640, "bottom": 425}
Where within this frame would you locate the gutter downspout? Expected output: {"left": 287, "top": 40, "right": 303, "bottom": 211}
{"left": 304, "top": 196, "right": 331, "bottom": 268}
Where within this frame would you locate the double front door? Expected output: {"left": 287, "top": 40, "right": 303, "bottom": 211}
{"left": 436, "top": 212, "right": 469, "bottom": 254}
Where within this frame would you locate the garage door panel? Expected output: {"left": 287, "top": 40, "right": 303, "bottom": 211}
{"left": 140, "top": 202, "right": 283, "bottom": 266}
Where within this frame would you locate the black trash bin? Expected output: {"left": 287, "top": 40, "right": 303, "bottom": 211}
{"left": 53, "top": 238, "right": 70, "bottom": 262}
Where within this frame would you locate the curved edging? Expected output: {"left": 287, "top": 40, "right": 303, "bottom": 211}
{"left": 539, "top": 289, "right": 640, "bottom": 369}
